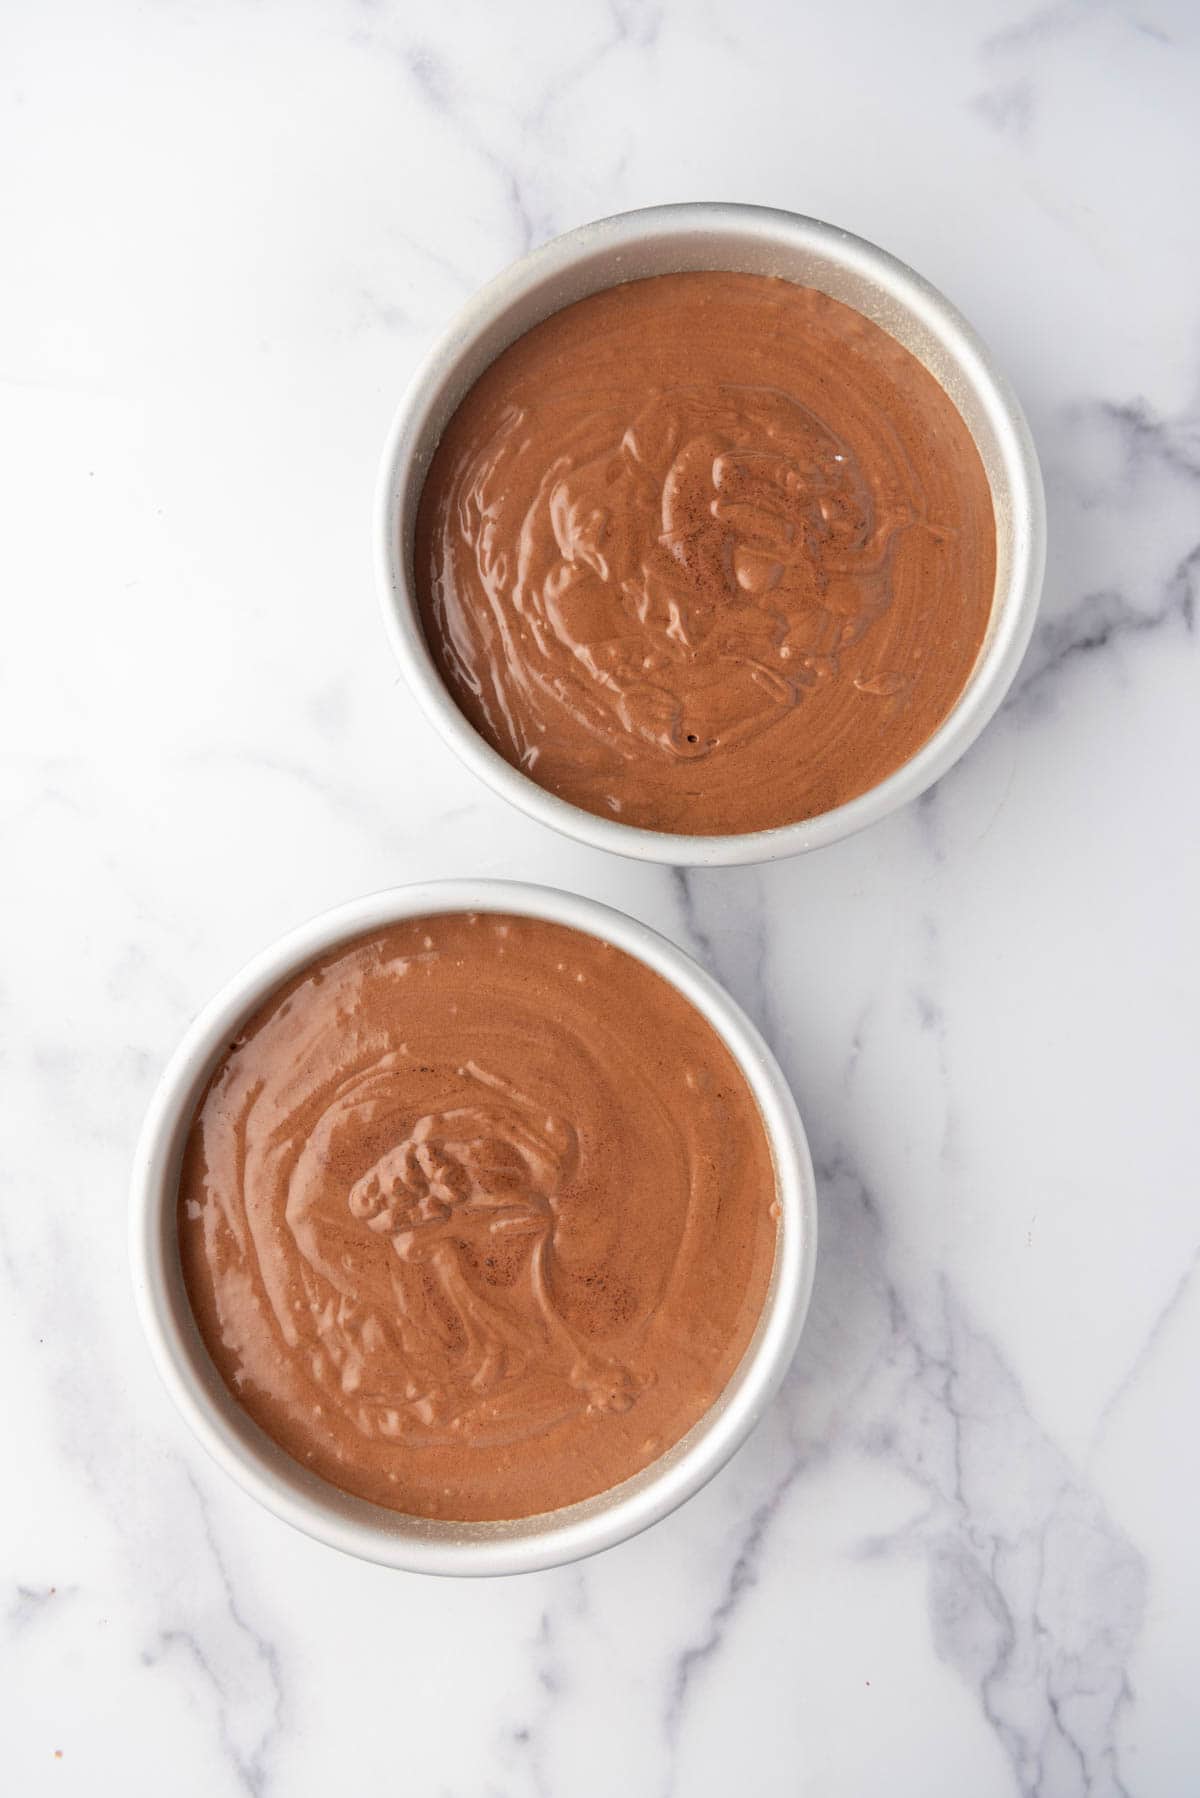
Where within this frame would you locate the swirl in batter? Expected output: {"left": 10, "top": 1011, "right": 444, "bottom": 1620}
{"left": 178, "top": 914, "right": 778, "bottom": 1520}
{"left": 415, "top": 272, "right": 996, "bottom": 834}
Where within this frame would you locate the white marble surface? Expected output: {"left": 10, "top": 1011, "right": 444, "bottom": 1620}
{"left": 3, "top": 1, "right": 1198, "bottom": 1791}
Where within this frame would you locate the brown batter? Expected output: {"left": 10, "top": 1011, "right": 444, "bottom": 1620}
{"left": 178, "top": 913, "right": 778, "bottom": 1520}
{"left": 415, "top": 272, "right": 996, "bottom": 834}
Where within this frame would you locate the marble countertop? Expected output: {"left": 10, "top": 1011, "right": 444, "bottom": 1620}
{"left": 4, "top": 2, "right": 1198, "bottom": 1792}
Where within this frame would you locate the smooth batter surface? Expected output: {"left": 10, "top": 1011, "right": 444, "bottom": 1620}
{"left": 178, "top": 914, "right": 778, "bottom": 1520}
{"left": 415, "top": 272, "right": 996, "bottom": 834}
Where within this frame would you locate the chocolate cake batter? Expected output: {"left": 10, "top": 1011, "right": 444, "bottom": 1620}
{"left": 178, "top": 914, "right": 778, "bottom": 1520}
{"left": 415, "top": 272, "right": 996, "bottom": 834}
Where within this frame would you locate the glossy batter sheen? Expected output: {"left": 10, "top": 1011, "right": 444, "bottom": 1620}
{"left": 415, "top": 272, "right": 996, "bottom": 834}
{"left": 178, "top": 914, "right": 778, "bottom": 1520}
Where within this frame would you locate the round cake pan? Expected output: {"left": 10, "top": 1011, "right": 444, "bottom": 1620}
{"left": 375, "top": 201, "right": 1045, "bottom": 865}
{"left": 130, "top": 880, "right": 817, "bottom": 1576}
